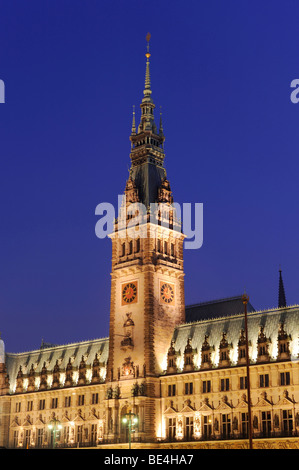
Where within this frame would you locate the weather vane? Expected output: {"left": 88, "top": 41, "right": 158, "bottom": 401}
{"left": 146, "top": 32, "right": 151, "bottom": 58}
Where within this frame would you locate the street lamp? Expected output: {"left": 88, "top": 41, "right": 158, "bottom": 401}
{"left": 122, "top": 412, "right": 138, "bottom": 449}
{"left": 242, "top": 292, "right": 253, "bottom": 449}
{"left": 48, "top": 417, "right": 62, "bottom": 449}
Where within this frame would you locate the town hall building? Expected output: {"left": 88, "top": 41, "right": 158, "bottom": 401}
{"left": 0, "top": 40, "right": 298, "bottom": 450}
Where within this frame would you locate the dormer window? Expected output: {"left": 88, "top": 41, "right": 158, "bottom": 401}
{"left": 257, "top": 326, "right": 271, "bottom": 363}
{"left": 218, "top": 332, "right": 232, "bottom": 368}
{"left": 201, "top": 335, "right": 213, "bottom": 369}
{"left": 277, "top": 322, "right": 291, "bottom": 361}
{"left": 237, "top": 329, "right": 248, "bottom": 365}
{"left": 183, "top": 338, "right": 195, "bottom": 372}
{"left": 166, "top": 341, "right": 178, "bottom": 374}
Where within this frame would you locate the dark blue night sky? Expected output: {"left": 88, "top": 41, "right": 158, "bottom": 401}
{"left": 0, "top": 1, "right": 298, "bottom": 353}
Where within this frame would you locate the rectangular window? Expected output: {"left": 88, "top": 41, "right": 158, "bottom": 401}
{"left": 64, "top": 396, "right": 71, "bottom": 407}
{"left": 37, "top": 428, "right": 44, "bottom": 447}
{"left": 39, "top": 399, "right": 45, "bottom": 411}
{"left": 184, "top": 382, "right": 193, "bottom": 395}
{"left": 220, "top": 378, "right": 230, "bottom": 391}
{"left": 51, "top": 397, "right": 58, "bottom": 409}
{"left": 15, "top": 402, "right": 21, "bottom": 413}
{"left": 261, "top": 411, "right": 272, "bottom": 435}
{"left": 91, "top": 424, "right": 97, "bottom": 444}
{"left": 77, "top": 425, "right": 83, "bottom": 444}
{"left": 24, "top": 429, "right": 31, "bottom": 449}
{"left": 282, "top": 410, "right": 293, "bottom": 433}
{"left": 171, "top": 243, "right": 175, "bottom": 257}
{"left": 92, "top": 393, "right": 99, "bottom": 404}
{"left": 221, "top": 414, "right": 231, "bottom": 438}
{"left": 240, "top": 376, "right": 248, "bottom": 390}
{"left": 27, "top": 401, "right": 33, "bottom": 412}
{"left": 203, "top": 415, "right": 212, "bottom": 439}
{"left": 280, "top": 372, "right": 290, "bottom": 386}
{"left": 259, "top": 374, "right": 269, "bottom": 388}
{"left": 13, "top": 430, "right": 19, "bottom": 448}
{"left": 168, "top": 418, "right": 176, "bottom": 440}
{"left": 202, "top": 380, "right": 211, "bottom": 393}
{"left": 185, "top": 416, "right": 193, "bottom": 440}
{"left": 63, "top": 426, "right": 70, "bottom": 444}
{"left": 168, "top": 384, "right": 176, "bottom": 397}
{"left": 78, "top": 394, "right": 85, "bottom": 406}
{"left": 241, "top": 412, "right": 248, "bottom": 437}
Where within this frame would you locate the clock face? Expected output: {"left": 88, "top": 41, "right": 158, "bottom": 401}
{"left": 160, "top": 282, "right": 175, "bottom": 304}
{"left": 121, "top": 282, "right": 138, "bottom": 305}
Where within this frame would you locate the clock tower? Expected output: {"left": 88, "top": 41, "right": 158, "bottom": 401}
{"left": 106, "top": 36, "right": 185, "bottom": 441}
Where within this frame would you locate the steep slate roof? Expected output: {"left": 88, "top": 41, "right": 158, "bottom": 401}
{"left": 173, "top": 305, "right": 299, "bottom": 367}
{"left": 4, "top": 304, "right": 299, "bottom": 391}
{"left": 185, "top": 296, "right": 256, "bottom": 322}
{"left": 5, "top": 337, "right": 109, "bottom": 393}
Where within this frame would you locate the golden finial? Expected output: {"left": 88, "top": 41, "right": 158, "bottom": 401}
{"left": 242, "top": 287, "right": 249, "bottom": 304}
{"left": 146, "top": 32, "right": 151, "bottom": 58}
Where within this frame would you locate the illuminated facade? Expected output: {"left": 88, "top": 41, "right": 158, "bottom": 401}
{"left": 0, "top": 42, "right": 299, "bottom": 450}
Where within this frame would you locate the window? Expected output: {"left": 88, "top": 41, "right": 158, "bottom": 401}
{"left": 221, "top": 414, "right": 231, "bottom": 438}
{"left": 78, "top": 394, "right": 85, "bottom": 406}
{"left": 168, "top": 358, "right": 175, "bottom": 368}
{"left": 202, "top": 380, "right": 211, "bottom": 393}
{"left": 185, "top": 417, "right": 193, "bottom": 440}
{"left": 13, "top": 430, "right": 19, "bottom": 448}
{"left": 168, "top": 384, "right": 176, "bottom": 397}
{"left": 241, "top": 412, "right": 248, "bottom": 437}
{"left": 240, "top": 376, "right": 247, "bottom": 390}
{"left": 239, "top": 347, "right": 246, "bottom": 359}
{"left": 261, "top": 411, "right": 271, "bottom": 435}
{"left": 92, "top": 393, "right": 99, "bottom": 404}
{"left": 185, "top": 355, "right": 192, "bottom": 366}
{"left": 170, "top": 243, "right": 175, "bottom": 257}
{"left": 168, "top": 418, "right": 176, "bottom": 440}
{"left": 77, "top": 425, "right": 83, "bottom": 443}
{"left": 220, "top": 378, "right": 230, "bottom": 391}
{"left": 39, "top": 399, "right": 45, "bottom": 410}
{"left": 164, "top": 241, "right": 168, "bottom": 255}
{"left": 136, "top": 238, "right": 140, "bottom": 253}
{"left": 203, "top": 353, "right": 210, "bottom": 363}
{"left": 24, "top": 429, "right": 31, "bottom": 449}
{"left": 129, "top": 240, "right": 133, "bottom": 255}
{"left": 280, "top": 372, "right": 290, "bottom": 386}
{"left": 184, "top": 382, "right": 193, "bottom": 395}
{"left": 282, "top": 410, "right": 293, "bottom": 434}
{"left": 15, "top": 402, "right": 21, "bottom": 413}
{"left": 203, "top": 415, "right": 212, "bottom": 439}
{"left": 259, "top": 374, "right": 269, "bottom": 388}
{"left": 91, "top": 424, "right": 97, "bottom": 444}
{"left": 37, "top": 428, "right": 44, "bottom": 447}
{"left": 51, "top": 397, "right": 58, "bottom": 409}
{"left": 64, "top": 396, "right": 71, "bottom": 407}
{"left": 27, "top": 401, "right": 33, "bottom": 412}
{"left": 63, "top": 426, "right": 70, "bottom": 444}
{"left": 121, "top": 243, "right": 125, "bottom": 257}
{"left": 220, "top": 351, "right": 228, "bottom": 361}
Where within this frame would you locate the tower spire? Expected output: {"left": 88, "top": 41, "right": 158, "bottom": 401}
{"left": 278, "top": 268, "right": 287, "bottom": 308}
{"left": 144, "top": 32, "right": 152, "bottom": 98}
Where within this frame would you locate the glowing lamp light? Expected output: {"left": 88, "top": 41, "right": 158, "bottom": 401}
{"left": 48, "top": 424, "right": 53, "bottom": 430}
{"left": 122, "top": 417, "right": 128, "bottom": 424}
